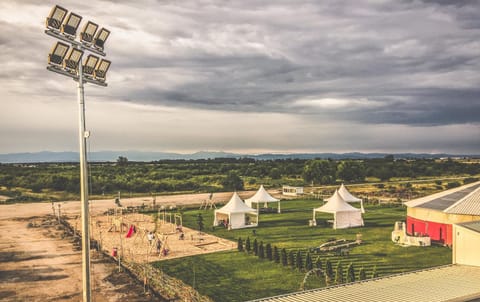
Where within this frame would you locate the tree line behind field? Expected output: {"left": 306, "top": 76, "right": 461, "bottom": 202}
{"left": 0, "top": 157, "right": 479, "bottom": 201}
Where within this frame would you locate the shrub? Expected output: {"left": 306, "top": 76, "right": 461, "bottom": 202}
{"left": 325, "top": 259, "right": 334, "bottom": 281}
{"left": 315, "top": 257, "right": 323, "bottom": 277}
{"left": 446, "top": 181, "right": 461, "bottom": 189}
{"left": 237, "top": 237, "right": 243, "bottom": 252}
{"left": 273, "top": 246, "right": 280, "bottom": 263}
{"left": 288, "top": 251, "right": 295, "bottom": 268}
{"left": 347, "top": 263, "right": 355, "bottom": 283}
{"left": 335, "top": 262, "right": 344, "bottom": 284}
{"left": 371, "top": 265, "right": 379, "bottom": 278}
{"left": 266, "top": 243, "right": 272, "bottom": 261}
{"left": 464, "top": 177, "right": 479, "bottom": 184}
{"left": 253, "top": 239, "right": 258, "bottom": 256}
{"left": 245, "top": 237, "right": 251, "bottom": 253}
{"left": 296, "top": 250, "right": 303, "bottom": 271}
{"left": 359, "top": 267, "right": 366, "bottom": 280}
{"left": 305, "top": 252, "right": 313, "bottom": 271}
{"left": 281, "top": 248, "right": 288, "bottom": 266}
{"left": 258, "top": 242, "right": 265, "bottom": 259}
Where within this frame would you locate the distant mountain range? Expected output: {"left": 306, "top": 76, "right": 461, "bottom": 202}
{"left": 0, "top": 151, "right": 477, "bottom": 163}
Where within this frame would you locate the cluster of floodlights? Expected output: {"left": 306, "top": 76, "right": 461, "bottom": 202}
{"left": 45, "top": 5, "right": 111, "bottom": 86}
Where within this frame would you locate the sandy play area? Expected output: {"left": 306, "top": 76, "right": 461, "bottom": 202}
{"left": 75, "top": 210, "right": 236, "bottom": 264}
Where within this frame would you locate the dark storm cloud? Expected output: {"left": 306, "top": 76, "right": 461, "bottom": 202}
{"left": 1, "top": 0, "right": 479, "bottom": 154}
{"left": 90, "top": 0, "right": 480, "bottom": 127}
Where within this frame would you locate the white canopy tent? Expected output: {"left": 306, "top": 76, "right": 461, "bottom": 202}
{"left": 214, "top": 192, "right": 258, "bottom": 230}
{"left": 245, "top": 185, "right": 281, "bottom": 213}
{"left": 313, "top": 190, "right": 364, "bottom": 229}
{"left": 334, "top": 183, "right": 365, "bottom": 213}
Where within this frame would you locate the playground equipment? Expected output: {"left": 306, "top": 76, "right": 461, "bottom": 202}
{"left": 391, "top": 221, "right": 431, "bottom": 246}
{"left": 309, "top": 235, "right": 363, "bottom": 254}
{"left": 108, "top": 208, "right": 128, "bottom": 232}
{"left": 157, "top": 207, "right": 183, "bottom": 233}
{"left": 200, "top": 193, "right": 217, "bottom": 210}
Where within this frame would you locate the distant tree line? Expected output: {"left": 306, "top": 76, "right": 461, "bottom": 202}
{"left": 0, "top": 156, "right": 478, "bottom": 199}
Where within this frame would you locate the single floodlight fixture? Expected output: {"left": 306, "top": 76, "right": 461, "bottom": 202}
{"left": 64, "top": 48, "right": 84, "bottom": 72}
{"left": 46, "top": 5, "right": 68, "bottom": 31}
{"left": 61, "top": 12, "right": 82, "bottom": 39}
{"left": 94, "top": 59, "right": 111, "bottom": 82}
{"left": 83, "top": 54, "right": 99, "bottom": 76}
{"left": 80, "top": 21, "right": 98, "bottom": 44}
{"left": 48, "top": 42, "right": 70, "bottom": 66}
{"left": 93, "top": 28, "right": 110, "bottom": 51}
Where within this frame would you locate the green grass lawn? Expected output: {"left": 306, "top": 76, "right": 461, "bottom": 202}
{"left": 154, "top": 200, "right": 451, "bottom": 302}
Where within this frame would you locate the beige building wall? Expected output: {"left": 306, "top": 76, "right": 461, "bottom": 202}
{"left": 407, "top": 207, "right": 480, "bottom": 225}
{"left": 453, "top": 225, "right": 480, "bottom": 266}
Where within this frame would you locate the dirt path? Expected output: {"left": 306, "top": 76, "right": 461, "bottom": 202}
{"left": 0, "top": 215, "right": 160, "bottom": 302}
{"left": 0, "top": 191, "right": 261, "bottom": 220}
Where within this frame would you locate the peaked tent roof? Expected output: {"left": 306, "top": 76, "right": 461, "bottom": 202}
{"left": 245, "top": 185, "right": 279, "bottom": 204}
{"left": 336, "top": 183, "right": 362, "bottom": 202}
{"left": 216, "top": 192, "right": 257, "bottom": 214}
{"left": 315, "top": 190, "right": 361, "bottom": 213}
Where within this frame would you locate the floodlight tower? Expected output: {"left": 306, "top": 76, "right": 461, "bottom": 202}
{"left": 44, "top": 5, "right": 112, "bottom": 302}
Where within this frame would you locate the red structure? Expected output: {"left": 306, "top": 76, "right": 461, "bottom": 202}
{"left": 406, "top": 216, "right": 453, "bottom": 245}
{"left": 405, "top": 182, "right": 480, "bottom": 247}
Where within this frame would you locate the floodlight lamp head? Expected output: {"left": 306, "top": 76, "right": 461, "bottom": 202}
{"left": 94, "top": 59, "right": 111, "bottom": 82}
{"left": 46, "top": 5, "right": 68, "bottom": 31}
{"left": 80, "top": 21, "right": 98, "bottom": 45}
{"left": 64, "top": 48, "right": 84, "bottom": 73}
{"left": 48, "top": 42, "right": 70, "bottom": 67}
{"left": 93, "top": 28, "right": 110, "bottom": 51}
{"left": 61, "top": 12, "right": 82, "bottom": 39}
{"left": 83, "top": 54, "right": 99, "bottom": 77}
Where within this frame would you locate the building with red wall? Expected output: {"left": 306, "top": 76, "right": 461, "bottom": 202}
{"left": 404, "top": 181, "right": 480, "bottom": 246}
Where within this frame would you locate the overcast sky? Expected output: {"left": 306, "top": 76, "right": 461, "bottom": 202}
{"left": 1, "top": 0, "right": 479, "bottom": 154}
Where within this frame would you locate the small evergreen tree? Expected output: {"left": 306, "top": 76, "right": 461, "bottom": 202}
{"left": 266, "top": 243, "right": 273, "bottom": 261}
{"left": 197, "top": 214, "right": 204, "bottom": 232}
{"left": 296, "top": 250, "right": 303, "bottom": 271}
{"left": 315, "top": 257, "right": 323, "bottom": 277}
{"left": 273, "top": 246, "right": 280, "bottom": 263}
{"left": 359, "top": 267, "right": 366, "bottom": 281}
{"left": 325, "top": 259, "right": 334, "bottom": 281}
{"left": 305, "top": 252, "right": 313, "bottom": 271}
{"left": 237, "top": 237, "right": 243, "bottom": 252}
{"left": 245, "top": 237, "right": 251, "bottom": 253}
{"left": 371, "top": 265, "right": 378, "bottom": 278}
{"left": 253, "top": 238, "right": 258, "bottom": 256}
{"left": 288, "top": 250, "right": 295, "bottom": 268}
{"left": 334, "top": 262, "right": 344, "bottom": 284}
{"left": 347, "top": 263, "right": 355, "bottom": 283}
{"left": 281, "top": 248, "right": 288, "bottom": 266}
{"left": 258, "top": 241, "right": 265, "bottom": 259}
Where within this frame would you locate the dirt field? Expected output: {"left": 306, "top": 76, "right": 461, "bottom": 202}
{"left": 0, "top": 215, "right": 159, "bottom": 302}
{"left": 0, "top": 190, "right": 266, "bottom": 301}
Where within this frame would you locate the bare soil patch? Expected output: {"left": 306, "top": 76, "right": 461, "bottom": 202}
{"left": 0, "top": 215, "right": 160, "bottom": 302}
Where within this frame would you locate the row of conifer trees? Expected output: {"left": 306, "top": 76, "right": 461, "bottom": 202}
{"left": 237, "top": 236, "right": 379, "bottom": 285}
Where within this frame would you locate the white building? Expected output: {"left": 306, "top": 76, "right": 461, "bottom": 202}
{"left": 453, "top": 221, "right": 480, "bottom": 267}
{"left": 282, "top": 185, "right": 303, "bottom": 196}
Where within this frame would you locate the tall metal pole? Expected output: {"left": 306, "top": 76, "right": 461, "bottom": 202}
{"left": 77, "top": 59, "right": 92, "bottom": 302}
